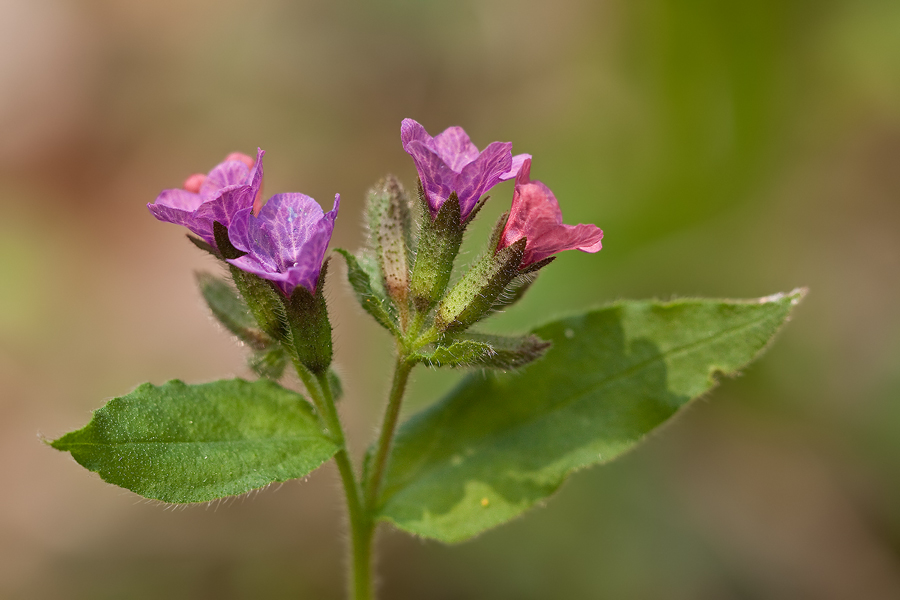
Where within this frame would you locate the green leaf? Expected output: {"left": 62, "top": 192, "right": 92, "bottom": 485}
{"left": 376, "top": 290, "right": 805, "bottom": 542}
{"left": 415, "top": 333, "right": 551, "bottom": 370}
{"left": 328, "top": 369, "right": 344, "bottom": 402}
{"left": 197, "top": 271, "right": 272, "bottom": 350}
{"left": 50, "top": 379, "right": 339, "bottom": 503}
{"left": 336, "top": 248, "right": 399, "bottom": 335}
{"left": 249, "top": 346, "right": 289, "bottom": 379}
{"left": 186, "top": 234, "right": 220, "bottom": 258}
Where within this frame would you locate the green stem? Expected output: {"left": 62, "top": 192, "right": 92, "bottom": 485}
{"left": 365, "top": 356, "right": 415, "bottom": 509}
{"left": 295, "top": 363, "right": 374, "bottom": 600}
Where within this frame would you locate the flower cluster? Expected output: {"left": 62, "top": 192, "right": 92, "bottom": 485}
{"left": 147, "top": 118, "right": 602, "bottom": 347}
{"left": 402, "top": 118, "right": 602, "bottom": 267}
{"left": 149, "top": 150, "right": 338, "bottom": 296}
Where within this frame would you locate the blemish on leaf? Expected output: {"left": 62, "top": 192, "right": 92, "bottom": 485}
{"left": 480, "top": 497, "right": 489, "bottom": 507}
{"left": 564, "top": 328, "right": 575, "bottom": 339}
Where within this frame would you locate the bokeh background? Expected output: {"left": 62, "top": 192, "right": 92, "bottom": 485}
{"left": 2, "top": 0, "right": 899, "bottom": 598}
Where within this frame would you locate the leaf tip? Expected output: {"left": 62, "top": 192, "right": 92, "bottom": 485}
{"left": 38, "top": 431, "right": 56, "bottom": 448}
{"left": 757, "top": 287, "right": 808, "bottom": 306}
{"left": 45, "top": 431, "right": 71, "bottom": 451}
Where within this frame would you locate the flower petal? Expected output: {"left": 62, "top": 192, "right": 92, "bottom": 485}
{"left": 499, "top": 158, "right": 603, "bottom": 266}
{"left": 195, "top": 148, "right": 265, "bottom": 228}
{"left": 431, "top": 126, "right": 480, "bottom": 172}
{"left": 401, "top": 118, "right": 431, "bottom": 149}
{"left": 153, "top": 188, "right": 204, "bottom": 212}
{"left": 500, "top": 153, "right": 532, "bottom": 181}
{"left": 200, "top": 161, "right": 251, "bottom": 200}
{"left": 228, "top": 192, "right": 339, "bottom": 295}
{"left": 456, "top": 141, "right": 512, "bottom": 218}
{"left": 405, "top": 140, "right": 455, "bottom": 215}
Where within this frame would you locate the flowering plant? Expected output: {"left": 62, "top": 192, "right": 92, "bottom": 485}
{"left": 50, "top": 120, "right": 804, "bottom": 599}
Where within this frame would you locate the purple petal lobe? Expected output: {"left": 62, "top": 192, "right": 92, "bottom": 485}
{"left": 456, "top": 141, "right": 512, "bottom": 218}
{"left": 401, "top": 118, "right": 429, "bottom": 148}
{"left": 432, "top": 126, "right": 480, "bottom": 171}
{"left": 200, "top": 161, "right": 250, "bottom": 200}
{"left": 153, "top": 188, "right": 204, "bottom": 212}
{"left": 501, "top": 153, "right": 532, "bottom": 181}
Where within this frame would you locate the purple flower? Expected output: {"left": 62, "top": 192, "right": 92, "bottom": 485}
{"left": 401, "top": 118, "right": 530, "bottom": 220}
{"left": 498, "top": 158, "right": 603, "bottom": 267}
{"left": 227, "top": 193, "right": 340, "bottom": 296}
{"left": 148, "top": 149, "right": 264, "bottom": 247}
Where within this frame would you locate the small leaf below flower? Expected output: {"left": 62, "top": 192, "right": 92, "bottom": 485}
{"left": 415, "top": 333, "right": 551, "bottom": 370}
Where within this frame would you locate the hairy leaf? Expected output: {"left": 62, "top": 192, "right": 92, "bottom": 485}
{"left": 249, "top": 346, "right": 289, "bottom": 379}
{"left": 197, "top": 271, "right": 272, "bottom": 349}
{"left": 415, "top": 333, "right": 551, "bottom": 370}
{"left": 336, "top": 249, "right": 399, "bottom": 335}
{"left": 50, "top": 379, "right": 338, "bottom": 503}
{"left": 376, "top": 290, "right": 805, "bottom": 542}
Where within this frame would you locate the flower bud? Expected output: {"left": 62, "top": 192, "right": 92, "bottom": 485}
{"left": 365, "top": 176, "right": 412, "bottom": 308}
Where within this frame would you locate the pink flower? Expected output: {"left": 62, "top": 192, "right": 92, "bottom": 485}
{"left": 401, "top": 118, "right": 530, "bottom": 220}
{"left": 148, "top": 149, "right": 264, "bottom": 247}
{"left": 228, "top": 193, "right": 340, "bottom": 296}
{"left": 498, "top": 159, "right": 603, "bottom": 267}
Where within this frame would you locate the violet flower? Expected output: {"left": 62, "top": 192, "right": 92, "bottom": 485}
{"left": 227, "top": 193, "right": 340, "bottom": 296}
{"left": 498, "top": 158, "right": 603, "bottom": 267}
{"left": 148, "top": 149, "right": 264, "bottom": 247}
{"left": 401, "top": 118, "right": 530, "bottom": 220}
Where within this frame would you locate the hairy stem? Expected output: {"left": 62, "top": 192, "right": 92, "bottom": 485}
{"left": 295, "top": 364, "right": 373, "bottom": 600}
{"left": 365, "top": 356, "right": 415, "bottom": 509}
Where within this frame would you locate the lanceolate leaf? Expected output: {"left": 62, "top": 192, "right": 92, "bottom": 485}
{"left": 336, "top": 249, "right": 399, "bottom": 335}
{"left": 415, "top": 333, "right": 551, "bottom": 370}
{"left": 50, "top": 379, "right": 339, "bottom": 503}
{"left": 376, "top": 290, "right": 805, "bottom": 543}
{"left": 249, "top": 346, "right": 289, "bottom": 379}
{"left": 197, "top": 271, "right": 271, "bottom": 349}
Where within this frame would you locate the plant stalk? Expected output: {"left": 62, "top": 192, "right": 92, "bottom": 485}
{"left": 296, "top": 365, "right": 374, "bottom": 600}
{"left": 365, "top": 356, "right": 415, "bottom": 509}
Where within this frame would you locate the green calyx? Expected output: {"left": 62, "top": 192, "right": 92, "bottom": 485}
{"left": 229, "top": 265, "right": 290, "bottom": 343}
{"left": 199, "top": 253, "right": 334, "bottom": 376}
{"left": 435, "top": 238, "right": 526, "bottom": 334}
{"left": 343, "top": 176, "right": 547, "bottom": 371}
{"left": 408, "top": 190, "right": 464, "bottom": 314}
{"left": 282, "top": 260, "right": 334, "bottom": 374}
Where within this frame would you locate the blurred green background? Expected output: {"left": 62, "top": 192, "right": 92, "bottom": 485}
{"left": 2, "top": 0, "right": 899, "bottom": 598}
